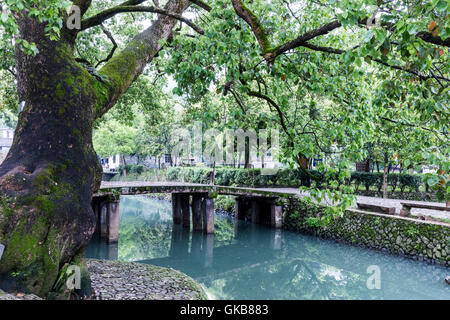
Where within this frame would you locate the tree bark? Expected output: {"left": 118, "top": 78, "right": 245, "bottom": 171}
{"left": 0, "top": 17, "right": 102, "bottom": 297}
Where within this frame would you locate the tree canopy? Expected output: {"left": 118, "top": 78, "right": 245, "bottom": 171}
{"left": 0, "top": 0, "right": 449, "bottom": 199}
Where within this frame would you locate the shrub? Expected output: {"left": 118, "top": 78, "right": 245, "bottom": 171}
{"left": 162, "top": 167, "right": 426, "bottom": 193}
{"left": 129, "top": 164, "right": 145, "bottom": 174}
{"left": 387, "top": 173, "right": 399, "bottom": 192}
{"left": 398, "top": 174, "right": 421, "bottom": 192}
{"left": 167, "top": 167, "right": 182, "bottom": 181}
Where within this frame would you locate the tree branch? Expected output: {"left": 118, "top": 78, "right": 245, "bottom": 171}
{"left": 189, "top": 0, "right": 212, "bottom": 11}
{"left": 81, "top": 5, "right": 204, "bottom": 35}
{"left": 301, "top": 42, "right": 449, "bottom": 82}
{"left": 231, "top": 6, "right": 449, "bottom": 68}
{"left": 247, "top": 90, "right": 291, "bottom": 138}
{"left": 230, "top": 0, "right": 272, "bottom": 55}
{"left": 95, "top": 0, "right": 192, "bottom": 118}
{"left": 120, "top": 0, "right": 150, "bottom": 5}
{"left": 266, "top": 20, "right": 342, "bottom": 62}
{"left": 379, "top": 116, "right": 447, "bottom": 138}
{"left": 95, "top": 25, "right": 118, "bottom": 68}
{"left": 72, "top": 0, "right": 93, "bottom": 17}
{"left": 415, "top": 31, "right": 450, "bottom": 47}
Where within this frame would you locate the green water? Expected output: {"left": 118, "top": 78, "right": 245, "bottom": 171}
{"left": 86, "top": 195, "right": 450, "bottom": 300}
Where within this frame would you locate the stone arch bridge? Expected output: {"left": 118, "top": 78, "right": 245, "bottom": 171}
{"left": 92, "top": 182, "right": 292, "bottom": 243}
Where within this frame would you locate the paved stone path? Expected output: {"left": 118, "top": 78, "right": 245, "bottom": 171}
{"left": 0, "top": 290, "right": 42, "bottom": 300}
{"left": 87, "top": 259, "right": 207, "bottom": 300}
{"left": 0, "top": 260, "right": 207, "bottom": 301}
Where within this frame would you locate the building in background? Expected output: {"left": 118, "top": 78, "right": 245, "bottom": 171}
{"left": 100, "top": 154, "right": 121, "bottom": 172}
{"left": 0, "top": 127, "right": 14, "bottom": 165}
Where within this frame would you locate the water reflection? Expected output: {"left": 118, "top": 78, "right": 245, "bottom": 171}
{"left": 86, "top": 196, "right": 450, "bottom": 300}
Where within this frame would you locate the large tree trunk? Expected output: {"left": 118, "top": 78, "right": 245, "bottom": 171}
{"left": 0, "top": 17, "right": 102, "bottom": 297}
{"left": 0, "top": 0, "right": 191, "bottom": 298}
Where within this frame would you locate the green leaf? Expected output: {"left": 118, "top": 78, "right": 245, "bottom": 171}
{"left": 435, "top": 0, "right": 448, "bottom": 12}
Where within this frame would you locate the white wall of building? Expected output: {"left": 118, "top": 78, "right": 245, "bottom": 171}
{"left": 100, "top": 154, "right": 121, "bottom": 172}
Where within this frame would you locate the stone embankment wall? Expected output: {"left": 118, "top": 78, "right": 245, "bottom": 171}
{"left": 283, "top": 198, "right": 450, "bottom": 266}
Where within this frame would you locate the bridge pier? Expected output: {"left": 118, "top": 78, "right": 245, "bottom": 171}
{"left": 172, "top": 193, "right": 182, "bottom": 224}
{"left": 192, "top": 194, "right": 203, "bottom": 231}
{"left": 180, "top": 194, "right": 190, "bottom": 229}
{"left": 171, "top": 193, "right": 215, "bottom": 234}
{"left": 251, "top": 200, "right": 261, "bottom": 224}
{"left": 235, "top": 197, "right": 283, "bottom": 228}
{"left": 107, "top": 200, "right": 120, "bottom": 243}
{"left": 202, "top": 198, "right": 215, "bottom": 234}
{"left": 92, "top": 196, "right": 120, "bottom": 243}
{"left": 235, "top": 197, "right": 251, "bottom": 220}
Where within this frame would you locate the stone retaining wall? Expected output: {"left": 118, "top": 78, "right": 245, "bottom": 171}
{"left": 283, "top": 198, "right": 450, "bottom": 266}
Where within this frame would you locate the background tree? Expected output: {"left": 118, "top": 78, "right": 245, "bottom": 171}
{"left": 93, "top": 119, "right": 139, "bottom": 176}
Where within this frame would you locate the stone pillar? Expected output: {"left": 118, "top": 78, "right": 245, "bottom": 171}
{"left": 107, "top": 200, "right": 120, "bottom": 243}
{"left": 235, "top": 197, "right": 250, "bottom": 220}
{"left": 235, "top": 198, "right": 243, "bottom": 220}
{"left": 192, "top": 194, "right": 203, "bottom": 231}
{"left": 180, "top": 194, "right": 191, "bottom": 229}
{"left": 172, "top": 193, "right": 182, "bottom": 224}
{"left": 202, "top": 198, "right": 215, "bottom": 234}
{"left": 271, "top": 204, "right": 283, "bottom": 228}
{"left": 251, "top": 200, "right": 260, "bottom": 224}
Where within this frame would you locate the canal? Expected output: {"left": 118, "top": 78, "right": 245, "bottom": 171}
{"left": 86, "top": 195, "right": 450, "bottom": 300}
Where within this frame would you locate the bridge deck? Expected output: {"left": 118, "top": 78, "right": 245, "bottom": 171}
{"left": 97, "top": 181, "right": 449, "bottom": 220}
{"left": 97, "top": 181, "right": 296, "bottom": 198}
